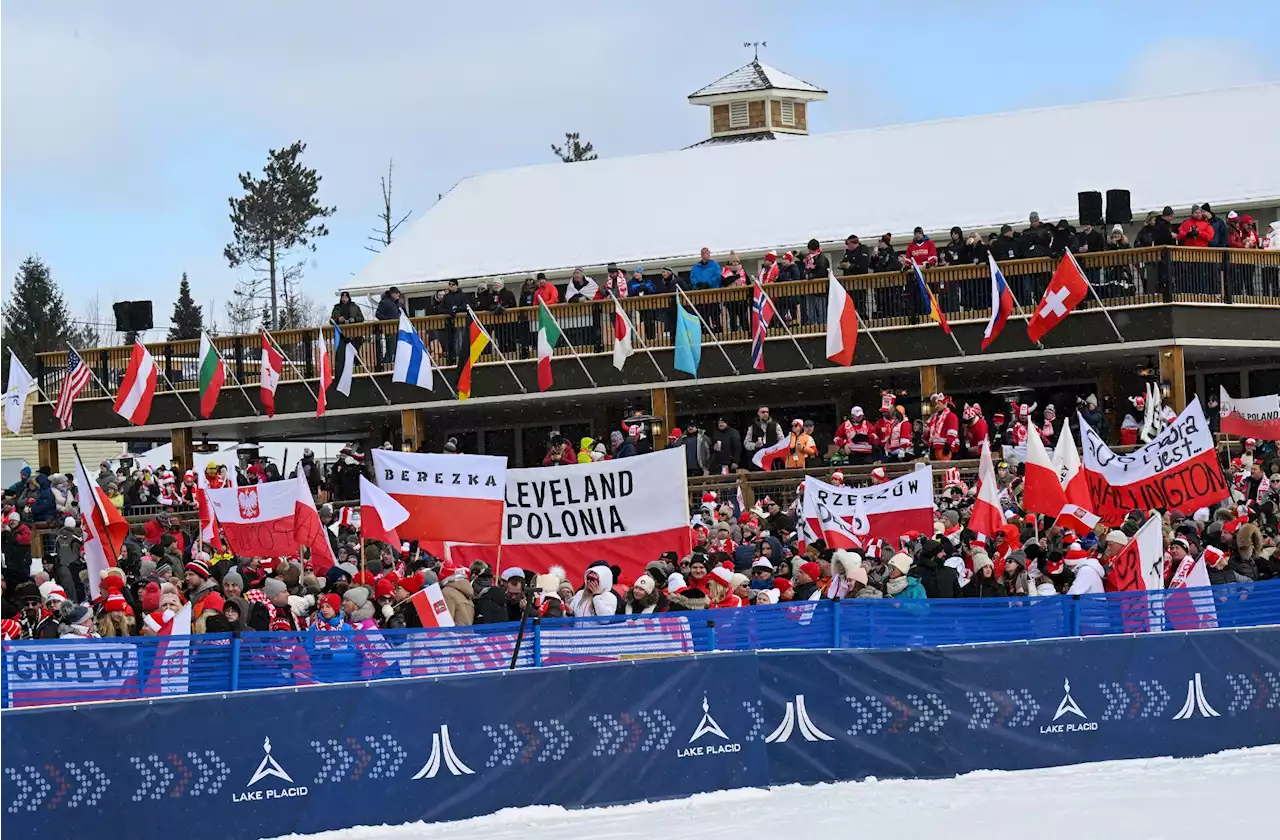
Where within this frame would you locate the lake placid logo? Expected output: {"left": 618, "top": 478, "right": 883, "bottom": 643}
{"left": 677, "top": 696, "right": 741, "bottom": 758}
{"left": 412, "top": 725, "right": 475, "bottom": 779}
{"left": 1040, "top": 680, "right": 1097, "bottom": 735}
{"left": 237, "top": 486, "right": 260, "bottom": 519}
{"left": 233, "top": 737, "right": 308, "bottom": 803}
{"left": 1172, "top": 673, "right": 1221, "bottom": 720}
{"left": 765, "top": 694, "right": 835, "bottom": 744}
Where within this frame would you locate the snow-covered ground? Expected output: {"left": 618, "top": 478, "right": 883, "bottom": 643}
{"left": 277, "top": 745, "right": 1278, "bottom": 840}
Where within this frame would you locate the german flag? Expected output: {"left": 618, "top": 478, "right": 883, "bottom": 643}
{"left": 911, "top": 260, "right": 951, "bottom": 334}
{"left": 457, "top": 316, "right": 489, "bottom": 401}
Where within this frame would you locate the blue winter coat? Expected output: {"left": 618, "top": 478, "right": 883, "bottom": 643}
{"left": 29, "top": 475, "right": 57, "bottom": 523}
{"left": 689, "top": 259, "right": 723, "bottom": 290}
{"left": 892, "top": 576, "right": 927, "bottom": 600}
{"left": 628, "top": 275, "right": 658, "bottom": 296}
{"left": 1207, "top": 215, "right": 1229, "bottom": 248}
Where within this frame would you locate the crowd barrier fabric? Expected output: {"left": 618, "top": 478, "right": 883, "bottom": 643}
{"left": 4, "top": 580, "right": 1280, "bottom": 707}
{"left": 2, "top": 627, "right": 1277, "bottom": 840}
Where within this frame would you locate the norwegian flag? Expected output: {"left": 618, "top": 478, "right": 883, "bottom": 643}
{"left": 750, "top": 282, "right": 777, "bottom": 372}
{"left": 55, "top": 346, "right": 93, "bottom": 430}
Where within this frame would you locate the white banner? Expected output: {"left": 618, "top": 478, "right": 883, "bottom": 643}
{"left": 1219, "top": 386, "right": 1280, "bottom": 440}
{"left": 801, "top": 467, "right": 934, "bottom": 545}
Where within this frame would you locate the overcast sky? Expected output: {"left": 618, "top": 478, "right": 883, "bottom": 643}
{"left": 3, "top": 0, "right": 1277, "bottom": 333}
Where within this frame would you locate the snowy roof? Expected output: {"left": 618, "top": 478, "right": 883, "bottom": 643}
{"left": 348, "top": 83, "right": 1280, "bottom": 294}
{"left": 688, "top": 60, "right": 826, "bottom": 99}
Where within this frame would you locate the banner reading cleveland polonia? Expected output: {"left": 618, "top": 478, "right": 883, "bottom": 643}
{"left": 1219, "top": 385, "right": 1280, "bottom": 441}
{"left": 450, "top": 448, "right": 691, "bottom": 582}
{"left": 1079, "top": 397, "right": 1228, "bottom": 526}
{"left": 802, "top": 466, "right": 934, "bottom": 548}
{"left": 372, "top": 450, "right": 507, "bottom": 545}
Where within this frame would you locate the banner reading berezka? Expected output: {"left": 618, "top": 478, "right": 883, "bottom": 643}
{"left": 801, "top": 467, "right": 934, "bottom": 547}
{"left": 1079, "top": 397, "right": 1228, "bottom": 526}
{"left": 1219, "top": 386, "right": 1280, "bottom": 441}
{"left": 450, "top": 448, "right": 691, "bottom": 583}
{"left": 372, "top": 450, "right": 508, "bottom": 545}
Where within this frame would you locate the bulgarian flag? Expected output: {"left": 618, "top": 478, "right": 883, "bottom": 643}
{"left": 536, "top": 299, "right": 564, "bottom": 392}
{"left": 197, "top": 332, "right": 225, "bottom": 418}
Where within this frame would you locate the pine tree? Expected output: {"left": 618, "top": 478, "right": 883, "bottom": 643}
{"left": 167, "top": 273, "right": 204, "bottom": 340}
{"left": 223, "top": 141, "right": 336, "bottom": 329}
{"left": 551, "top": 132, "right": 597, "bottom": 163}
{"left": 1, "top": 255, "right": 74, "bottom": 372}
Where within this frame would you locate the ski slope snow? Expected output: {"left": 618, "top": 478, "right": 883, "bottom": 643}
{"left": 274, "top": 745, "right": 1278, "bottom": 840}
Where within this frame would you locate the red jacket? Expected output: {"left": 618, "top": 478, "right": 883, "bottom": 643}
{"left": 534, "top": 283, "right": 560, "bottom": 306}
{"left": 904, "top": 238, "right": 938, "bottom": 266}
{"left": 1178, "top": 218, "right": 1214, "bottom": 248}
{"left": 965, "top": 418, "right": 989, "bottom": 451}
{"left": 834, "top": 419, "right": 874, "bottom": 454}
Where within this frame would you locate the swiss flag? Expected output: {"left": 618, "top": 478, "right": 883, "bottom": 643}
{"left": 359, "top": 475, "right": 409, "bottom": 547}
{"left": 1027, "top": 254, "right": 1089, "bottom": 343}
{"left": 1023, "top": 423, "right": 1067, "bottom": 517}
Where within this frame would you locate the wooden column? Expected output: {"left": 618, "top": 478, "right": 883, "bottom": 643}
{"left": 37, "top": 438, "right": 59, "bottom": 473}
{"left": 1097, "top": 368, "right": 1121, "bottom": 444}
{"left": 400, "top": 409, "right": 426, "bottom": 452}
{"left": 651, "top": 387, "right": 675, "bottom": 450}
{"left": 1159, "top": 345, "right": 1186, "bottom": 414}
{"left": 171, "top": 428, "right": 193, "bottom": 473}
{"left": 919, "top": 365, "right": 943, "bottom": 419}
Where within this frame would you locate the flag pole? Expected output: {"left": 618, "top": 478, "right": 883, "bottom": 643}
{"left": 154, "top": 358, "right": 199, "bottom": 422}
{"left": 608, "top": 292, "right": 667, "bottom": 382}
{"left": 204, "top": 331, "right": 261, "bottom": 416}
{"left": 540, "top": 303, "right": 597, "bottom": 388}
{"left": 9, "top": 351, "right": 57, "bottom": 405}
{"left": 263, "top": 330, "right": 320, "bottom": 403}
{"left": 465, "top": 306, "right": 527, "bottom": 394}
{"left": 331, "top": 321, "right": 391, "bottom": 406}
{"left": 676, "top": 286, "right": 739, "bottom": 375}
{"left": 848, "top": 300, "right": 889, "bottom": 364}
{"left": 753, "top": 280, "right": 812, "bottom": 369}
{"left": 1070, "top": 251, "right": 1125, "bottom": 343}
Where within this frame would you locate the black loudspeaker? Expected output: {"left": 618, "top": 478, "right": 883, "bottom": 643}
{"left": 113, "top": 300, "right": 155, "bottom": 333}
{"left": 1077, "top": 191, "right": 1103, "bottom": 226}
{"left": 1106, "top": 189, "right": 1133, "bottom": 224}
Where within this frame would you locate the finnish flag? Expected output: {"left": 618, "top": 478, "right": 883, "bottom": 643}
{"left": 393, "top": 312, "right": 434, "bottom": 390}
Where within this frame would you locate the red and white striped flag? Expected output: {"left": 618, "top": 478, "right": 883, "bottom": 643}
{"left": 409, "top": 582, "right": 456, "bottom": 628}
{"left": 1051, "top": 417, "right": 1099, "bottom": 532}
{"left": 1023, "top": 421, "right": 1067, "bottom": 518}
{"left": 751, "top": 435, "right": 791, "bottom": 470}
{"left": 73, "top": 447, "right": 130, "bottom": 598}
{"left": 113, "top": 341, "right": 157, "bottom": 425}
{"left": 260, "top": 333, "right": 282, "bottom": 417}
{"left": 360, "top": 475, "right": 410, "bottom": 547}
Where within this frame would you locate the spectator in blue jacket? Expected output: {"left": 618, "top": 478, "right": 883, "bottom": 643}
{"left": 29, "top": 474, "right": 57, "bottom": 524}
{"left": 628, "top": 266, "right": 657, "bottom": 296}
{"left": 689, "top": 248, "right": 721, "bottom": 290}
{"left": 1202, "top": 203, "right": 1229, "bottom": 248}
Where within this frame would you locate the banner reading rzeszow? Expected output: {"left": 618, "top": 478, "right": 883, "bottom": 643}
{"left": 449, "top": 448, "right": 691, "bottom": 583}
{"left": 1219, "top": 386, "right": 1280, "bottom": 441}
{"left": 1079, "top": 397, "right": 1228, "bottom": 526}
{"left": 801, "top": 466, "right": 934, "bottom": 548}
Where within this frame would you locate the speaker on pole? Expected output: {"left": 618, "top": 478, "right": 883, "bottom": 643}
{"left": 113, "top": 300, "right": 155, "bottom": 333}
{"left": 1077, "top": 191, "right": 1103, "bottom": 226}
{"left": 1105, "top": 189, "right": 1133, "bottom": 224}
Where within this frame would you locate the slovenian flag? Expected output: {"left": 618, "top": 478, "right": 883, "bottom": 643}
{"left": 911, "top": 261, "right": 950, "bottom": 334}
{"left": 982, "top": 253, "right": 1015, "bottom": 351}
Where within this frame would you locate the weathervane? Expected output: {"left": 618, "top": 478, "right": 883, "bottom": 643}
{"left": 743, "top": 41, "right": 767, "bottom": 60}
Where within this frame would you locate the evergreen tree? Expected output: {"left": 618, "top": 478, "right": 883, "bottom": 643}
{"left": 167, "top": 273, "right": 204, "bottom": 340}
{"left": 551, "top": 132, "right": 597, "bottom": 163}
{"left": 1, "top": 255, "right": 74, "bottom": 371}
{"left": 223, "top": 141, "right": 336, "bottom": 329}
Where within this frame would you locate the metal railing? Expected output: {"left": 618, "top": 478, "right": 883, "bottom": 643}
{"left": 32, "top": 247, "right": 1280, "bottom": 406}
{"left": 3, "top": 579, "right": 1276, "bottom": 708}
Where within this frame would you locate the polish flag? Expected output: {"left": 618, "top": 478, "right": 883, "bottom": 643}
{"left": 371, "top": 450, "right": 508, "bottom": 545}
{"left": 969, "top": 439, "right": 1004, "bottom": 543}
{"left": 752, "top": 435, "right": 791, "bottom": 470}
{"left": 261, "top": 333, "right": 282, "bottom": 417}
{"left": 409, "top": 582, "right": 456, "bottom": 628}
{"left": 1051, "top": 417, "right": 1099, "bottom": 532}
{"left": 1023, "top": 420, "right": 1067, "bottom": 517}
{"left": 825, "top": 269, "right": 857, "bottom": 366}
{"left": 73, "top": 448, "right": 130, "bottom": 599}
{"left": 113, "top": 341, "right": 158, "bottom": 425}
{"left": 1027, "top": 253, "right": 1089, "bottom": 343}
{"left": 204, "top": 466, "right": 336, "bottom": 574}
{"left": 316, "top": 334, "right": 332, "bottom": 417}
{"left": 360, "top": 475, "right": 410, "bottom": 547}
{"left": 1105, "top": 514, "right": 1166, "bottom": 596}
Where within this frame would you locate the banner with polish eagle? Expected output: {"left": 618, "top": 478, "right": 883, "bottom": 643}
{"left": 204, "top": 467, "right": 336, "bottom": 573}
{"left": 801, "top": 467, "right": 933, "bottom": 549}
{"left": 1219, "top": 386, "right": 1280, "bottom": 441}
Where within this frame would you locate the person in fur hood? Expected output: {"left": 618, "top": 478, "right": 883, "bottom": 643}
{"left": 623, "top": 574, "right": 669, "bottom": 614}
{"left": 1230, "top": 523, "right": 1262, "bottom": 582}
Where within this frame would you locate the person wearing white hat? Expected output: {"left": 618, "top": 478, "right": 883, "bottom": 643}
{"left": 705, "top": 566, "right": 743, "bottom": 609}
{"left": 623, "top": 574, "right": 668, "bottom": 614}
{"left": 885, "top": 553, "right": 924, "bottom": 599}
{"left": 1066, "top": 541, "right": 1107, "bottom": 595}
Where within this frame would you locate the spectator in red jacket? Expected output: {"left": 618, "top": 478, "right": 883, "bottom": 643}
{"left": 533, "top": 272, "right": 560, "bottom": 305}
{"left": 1177, "top": 206, "right": 1214, "bottom": 247}
{"left": 901, "top": 226, "right": 938, "bottom": 267}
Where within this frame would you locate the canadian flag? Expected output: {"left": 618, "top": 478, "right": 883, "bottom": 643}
{"left": 1023, "top": 422, "right": 1067, "bottom": 518}
{"left": 113, "top": 341, "right": 158, "bottom": 426}
{"left": 1027, "top": 253, "right": 1089, "bottom": 343}
{"left": 825, "top": 269, "right": 857, "bottom": 366}
{"left": 969, "top": 439, "right": 1004, "bottom": 543}
{"left": 409, "top": 582, "right": 456, "bottom": 628}
{"left": 360, "top": 475, "right": 410, "bottom": 547}
{"left": 1051, "top": 417, "right": 1099, "bottom": 532}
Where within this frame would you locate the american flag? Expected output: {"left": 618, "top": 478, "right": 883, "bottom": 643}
{"left": 750, "top": 283, "right": 777, "bottom": 372}
{"left": 54, "top": 347, "right": 92, "bottom": 430}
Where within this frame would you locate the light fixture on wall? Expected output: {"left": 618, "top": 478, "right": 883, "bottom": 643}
{"left": 627, "top": 412, "right": 662, "bottom": 441}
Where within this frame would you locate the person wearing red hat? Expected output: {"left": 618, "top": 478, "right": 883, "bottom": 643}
{"left": 183, "top": 556, "right": 220, "bottom": 623}
{"left": 926, "top": 394, "right": 960, "bottom": 461}
{"left": 192, "top": 592, "right": 226, "bottom": 634}
{"left": 705, "top": 567, "right": 743, "bottom": 609}
{"left": 98, "top": 575, "right": 137, "bottom": 637}
{"left": 757, "top": 250, "right": 780, "bottom": 284}
{"left": 792, "top": 561, "right": 823, "bottom": 601}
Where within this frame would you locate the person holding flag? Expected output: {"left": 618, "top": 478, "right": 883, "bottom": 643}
{"left": 71, "top": 446, "right": 130, "bottom": 600}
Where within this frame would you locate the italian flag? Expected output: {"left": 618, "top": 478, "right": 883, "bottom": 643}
{"left": 197, "top": 332, "right": 225, "bottom": 418}
{"left": 536, "top": 299, "right": 564, "bottom": 392}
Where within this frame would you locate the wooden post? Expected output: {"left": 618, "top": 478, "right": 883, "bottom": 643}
{"left": 650, "top": 387, "right": 675, "bottom": 450}
{"left": 171, "top": 427, "right": 193, "bottom": 473}
{"left": 919, "top": 365, "right": 942, "bottom": 419}
{"left": 1098, "top": 367, "right": 1121, "bottom": 444}
{"left": 37, "top": 438, "right": 59, "bottom": 473}
{"left": 401, "top": 408, "right": 426, "bottom": 452}
{"left": 1159, "top": 345, "right": 1186, "bottom": 414}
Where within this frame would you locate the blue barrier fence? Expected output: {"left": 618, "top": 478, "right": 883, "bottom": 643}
{"left": 2, "top": 626, "right": 1277, "bottom": 840}
{"left": 3, "top": 579, "right": 1278, "bottom": 708}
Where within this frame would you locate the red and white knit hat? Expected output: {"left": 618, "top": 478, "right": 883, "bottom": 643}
{"left": 871, "top": 467, "right": 887, "bottom": 483}
{"left": 708, "top": 567, "right": 734, "bottom": 587}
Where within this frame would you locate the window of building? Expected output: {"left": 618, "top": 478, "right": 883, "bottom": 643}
{"left": 779, "top": 100, "right": 795, "bottom": 127}
{"left": 729, "top": 101, "right": 749, "bottom": 129}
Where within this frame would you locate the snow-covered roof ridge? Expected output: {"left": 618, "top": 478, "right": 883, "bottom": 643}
{"left": 688, "top": 59, "right": 826, "bottom": 98}
{"left": 348, "top": 83, "right": 1280, "bottom": 293}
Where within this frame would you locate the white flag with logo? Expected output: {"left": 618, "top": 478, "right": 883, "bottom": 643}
{"left": 4, "top": 352, "right": 35, "bottom": 435}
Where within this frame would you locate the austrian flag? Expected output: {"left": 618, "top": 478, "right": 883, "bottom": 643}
{"left": 113, "top": 341, "right": 158, "bottom": 425}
